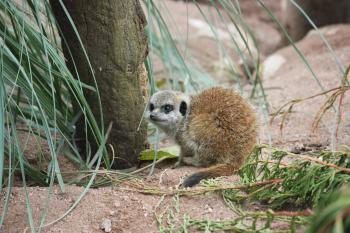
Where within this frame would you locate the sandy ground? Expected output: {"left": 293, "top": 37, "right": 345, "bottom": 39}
{"left": 1, "top": 0, "right": 350, "bottom": 232}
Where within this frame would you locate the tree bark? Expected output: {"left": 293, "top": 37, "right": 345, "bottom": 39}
{"left": 51, "top": 1, "right": 148, "bottom": 168}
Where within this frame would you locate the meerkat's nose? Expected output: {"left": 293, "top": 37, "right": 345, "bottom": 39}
{"left": 150, "top": 113, "right": 157, "bottom": 120}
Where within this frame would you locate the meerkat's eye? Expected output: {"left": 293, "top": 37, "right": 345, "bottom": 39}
{"left": 149, "top": 103, "right": 155, "bottom": 111}
{"left": 163, "top": 104, "right": 174, "bottom": 113}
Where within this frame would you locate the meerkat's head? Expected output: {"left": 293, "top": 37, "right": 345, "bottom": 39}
{"left": 146, "top": 90, "right": 190, "bottom": 136}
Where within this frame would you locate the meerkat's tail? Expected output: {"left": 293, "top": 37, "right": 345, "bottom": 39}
{"left": 182, "top": 164, "right": 236, "bottom": 187}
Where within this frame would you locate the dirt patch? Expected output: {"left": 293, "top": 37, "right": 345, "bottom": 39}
{"left": 1, "top": 179, "right": 235, "bottom": 233}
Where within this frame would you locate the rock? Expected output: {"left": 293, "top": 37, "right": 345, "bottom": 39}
{"left": 100, "top": 218, "right": 112, "bottom": 232}
{"left": 204, "top": 204, "right": 213, "bottom": 214}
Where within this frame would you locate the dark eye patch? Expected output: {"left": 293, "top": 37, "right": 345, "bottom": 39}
{"left": 162, "top": 104, "right": 174, "bottom": 114}
{"left": 179, "top": 101, "right": 187, "bottom": 116}
{"left": 149, "top": 103, "right": 154, "bottom": 111}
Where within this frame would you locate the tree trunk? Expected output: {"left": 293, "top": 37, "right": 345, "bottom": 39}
{"left": 51, "top": 1, "right": 148, "bottom": 168}
{"left": 281, "top": 0, "right": 350, "bottom": 45}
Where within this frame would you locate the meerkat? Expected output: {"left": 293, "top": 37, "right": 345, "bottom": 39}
{"left": 146, "top": 87, "right": 257, "bottom": 187}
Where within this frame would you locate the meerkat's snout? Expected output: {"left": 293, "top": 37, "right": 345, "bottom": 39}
{"left": 148, "top": 105, "right": 159, "bottom": 121}
{"left": 147, "top": 102, "right": 175, "bottom": 123}
{"left": 149, "top": 112, "right": 157, "bottom": 121}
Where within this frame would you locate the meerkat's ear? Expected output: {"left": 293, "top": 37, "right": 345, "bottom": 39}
{"left": 179, "top": 101, "right": 187, "bottom": 116}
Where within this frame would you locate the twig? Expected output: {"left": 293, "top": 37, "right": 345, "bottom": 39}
{"left": 131, "top": 156, "right": 170, "bottom": 175}
{"left": 264, "top": 146, "right": 350, "bottom": 174}
{"left": 270, "top": 84, "right": 350, "bottom": 133}
{"left": 119, "top": 178, "right": 285, "bottom": 196}
{"left": 311, "top": 86, "right": 350, "bottom": 132}
{"left": 270, "top": 86, "right": 344, "bottom": 123}
{"left": 272, "top": 208, "right": 313, "bottom": 217}
{"left": 297, "top": 154, "right": 350, "bottom": 174}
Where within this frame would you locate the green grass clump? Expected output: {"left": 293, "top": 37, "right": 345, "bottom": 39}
{"left": 227, "top": 145, "right": 350, "bottom": 209}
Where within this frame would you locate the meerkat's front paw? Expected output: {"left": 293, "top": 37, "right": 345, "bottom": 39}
{"left": 172, "top": 160, "right": 183, "bottom": 169}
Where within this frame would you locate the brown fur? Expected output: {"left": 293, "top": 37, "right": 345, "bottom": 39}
{"left": 175, "top": 88, "right": 257, "bottom": 187}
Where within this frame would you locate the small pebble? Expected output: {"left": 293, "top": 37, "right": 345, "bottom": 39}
{"left": 100, "top": 218, "right": 112, "bottom": 232}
